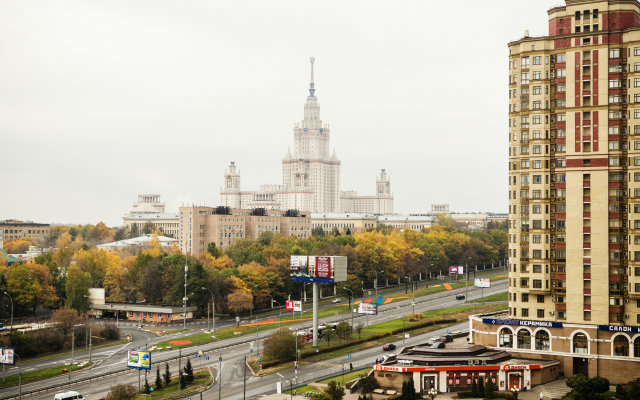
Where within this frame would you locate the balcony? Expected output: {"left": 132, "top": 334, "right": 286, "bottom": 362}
{"left": 584, "top": 288, "right": 591, "bottom": 294}
{"left": 555, "top": 303, "right": 567, "bottom": 310}
{"left": 584, "top": 304, "right": 591, "bottom": 310}
{"left": 583, "top": 227, "right": 591, "bottom": 233}
{"left": 584, "top": 273, "right": 591, "bottom": 279}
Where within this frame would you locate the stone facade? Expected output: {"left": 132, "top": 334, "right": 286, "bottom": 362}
{"left": 0, "top": 220, "right": 50, "bottom": 243}
{"left": 122, "top": 194, "right": 179, "bottom": 238}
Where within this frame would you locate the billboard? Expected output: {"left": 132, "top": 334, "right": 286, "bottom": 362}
{"left": 285, "top": 300, "right": 302, "bottom": 312}
{"left": 449, "top": 266, "right": 464, "bottom": 275}
{"left": 358, "top": 303, "right": 378, "bottom": 315}
{"left": 290, "top": 256, "right": 347, "bottom": 283}
{"left": 474, "top": 278, "right": 491, "bottom": 288}
{"left": 0, "top": 348, "right": 15, "bottom": 365}
{"left": 127, "top": 350, "right": 151, "bottom": 370}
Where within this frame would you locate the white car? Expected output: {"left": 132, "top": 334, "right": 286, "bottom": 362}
{"left": 332, "top": 298, "right": 342, "bottom": 303}
{"left": 382, "top": 353, "right": 396, "bottom": 362}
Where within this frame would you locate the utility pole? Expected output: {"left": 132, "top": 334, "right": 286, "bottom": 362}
{"left": 218, "top": 355, "right": 222, "bottom": 400}
{"left": 89, "top": 327, "right": 92, "bottom": 363}
{"left": 69, "top": 327, "right": 74, "bottom": 382}
{"left": 243, "top": 355, "right": 247, "bottom": 400}
{"left": 178, "top": 349, "right": 182, "bottom": 396}
{"left": 465, "top": 257, "right": 471, "bottom": 302}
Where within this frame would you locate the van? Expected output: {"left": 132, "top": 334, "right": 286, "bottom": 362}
{"left": 54, "top": 391, "right": 84, "bottom": 400}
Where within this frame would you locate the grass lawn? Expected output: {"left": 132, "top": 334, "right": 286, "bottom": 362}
{"left": 133, "top": 369, "right": 211, "bottom": 399}
{"left": 469, "top": 291, "right": 508, "bottom": 303}
{"left": 0, "top": 362, "right": 94, "bottom": 389}
{"left": 317, "top": 368, "right": 370, "bottom": 386}
{"left": 284, "top": 384, "right": 321, "bottom": 395}
{"left": 20, "top": 339, "right": 129, "bottom": 365}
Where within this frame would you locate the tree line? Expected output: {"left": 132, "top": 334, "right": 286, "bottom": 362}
{"left": 0, "top": 215, "right": 506, "bottom": 319}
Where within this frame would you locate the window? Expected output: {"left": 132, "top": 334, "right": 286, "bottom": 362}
{"left": 610, "top": 48, "right": 621, "bottom": 58}
{"left": 533, "top": 86, "right": 541, "bottom": 95}
{"left": 556, "top": 84, "right": 566, "bottom": 92}
{"left": 537, "top": 295, "right": 545, "bottom": 303}
{"left": 499, "top": 328, "right": 513, "bottom": 348}
{"left": 533, "top": 71, "right": 541, "bottom": 80}
{"left": 521, "top": 72, "right": 530, "bottom": 84}
{"left": 573, "top": 333, "right": 589, "bottom": 354}
{"left": 535, "top": 330, "right": 550, "bottom": 350}
{"left": 609, "top": 141, "right": 620, "bottom": 150}
{"left": 522, "top": 293, "right": 529, "bottom": 302}
{"left": 537, "top": 309, "right": 545, "bottom": 318}
{"left": 557, "top": 113, "right": 566, "bottom": 122}
{"left": 613, "top": 335, "right": 629, "bottom": 356}
{"left": 556, "top": 69, "right": 566, "bottom": 78}
{"left": 533, "top": 279, "right": 542, "bottom": 288}
{"left": 635, "top": 47, "right": 640, "bottom": 56}
{"left": 609, "top": 95, "right": 622, "bottom": 104}
{"left": 533, "top": 115, "right": 541, "bottom": 124}
{"left": 609, "top": 126, "right": 620, "bottom": 135}
{"left": 517, "top": 329, "right": 531, "bottom": 349}
{"left": 521, "top": 57, "right": 530, "bottom": 68}
{"left": 610, "top": 79, "right": 622, "bottom": 88}
{"left": 635, "top": 337, "right": 640, "bottom": 358}
{"left": 533, "top": 101, "right": 541, "bottom": 110}
{"left": 533, "top": 56, "right": 541, "bottom": 65}
{"left": 556, "top": 54, "right": 566, "bottom": 63}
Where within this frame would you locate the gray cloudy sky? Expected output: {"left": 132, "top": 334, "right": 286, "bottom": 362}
{"left": 0, "top": 0, "right": 554, "bottom": 227}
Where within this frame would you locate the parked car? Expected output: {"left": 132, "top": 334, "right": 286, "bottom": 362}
{"left": 427, "top": 337, "right": 442, "bottom": 344}
{"left": 430, "top": 342, "right": 446, "bottom": 349}
{"left": 381, "top": 353, "right": 396, "bottom": 362}
{"left": 440, "top": 334, "right": 453, "bottom": 343}
{"left": 137, "top": 324, "right": 144, "bottom": 330}
{"left": 332, "top": 298, "right": 342, "bottom": 303}
{"left": 382, "top": 343, "right": 396, "bottom": 351}
{"left": 455, "top": 294, "right": 466, "bottom": 300}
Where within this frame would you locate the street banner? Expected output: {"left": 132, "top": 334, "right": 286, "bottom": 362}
{"left": 474, "top": 278, "right": 491, "bottom": 288}
{"left": 314, "top": 256, "right": 332, "bottom": 279}
{"left": 285, "top": 300, "right": 302, "bottom": 312}
{"left": 290, "top": 255, "right": 347, "bottom": 283}
{"left": 358, "top": 302, "right": 378, "bottom": 315}
{"left": 0, "top": 348, "right": 15, "bottom": 365}
{"left": 127, "top": 350, "right": 151, "bottom": 370}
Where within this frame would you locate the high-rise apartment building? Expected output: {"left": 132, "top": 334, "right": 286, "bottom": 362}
{"left": 471, "top": 0, "right": 640, "bottom": 385}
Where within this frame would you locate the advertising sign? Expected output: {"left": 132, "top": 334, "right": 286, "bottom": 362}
{"left": 449, "top": 266, "right": 464, "bottom": 275}
{"left": 285, "top": 300, "right": 302, "bottom": 312}
{"left": 314, "top": 256, "right": 332, "bottom": 279}
{"left": 482, "top": 317, "right": 563, "bottom": 328}
{"left": 290, "top": 256, "right": 347, "bottom": 283}
{"left": 358, "top": 302, "right": 378, "bottom": 315}
{"left": 474, "top": 278, "right": 491, "bottom": 288}
{"left": 127, "top": 350, "right": 151, "bottom": 370}
{"left": 0, "top": 348, "right": 15, "bottom": 365}
{"left": 598, "top": 325, "right": 640, "bottom": 333}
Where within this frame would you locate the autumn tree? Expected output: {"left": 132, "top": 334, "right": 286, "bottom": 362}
{"left": 74, "top": 248, "right": 120, "bottom": 287}
{"left": 227, "top": 291, "right": 253, "bottom": 317}
{"left": 65, "top": 265, "right": 91, "bottom": 312}
{"left": 51, "top": 307, "right": 80, "bottom": 335}
{"left": 3, "top": 237, "right": 37, "bottom": 254}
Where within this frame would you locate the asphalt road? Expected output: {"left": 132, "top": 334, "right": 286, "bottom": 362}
{"left": 0, "top": 280, "right": 506, "bottom": 399}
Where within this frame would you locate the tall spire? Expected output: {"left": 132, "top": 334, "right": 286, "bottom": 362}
{"left": 309, "top": 56, "right": 315, "bottom": 96}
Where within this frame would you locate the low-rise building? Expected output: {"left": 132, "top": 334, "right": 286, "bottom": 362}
{"left": 311, "top": 213, "right": 378, "bottom": 233}
{"left": 179, "top": 206, "right": 311, "bottom": 254}
{"left": 97, "top": 234, "right": 178, "bottom": 252}
{"left": 0, "top": 220, "right": 50, "bottom": 242}
{"left": 373, "top": 342, "right": 559, "bottom": 394}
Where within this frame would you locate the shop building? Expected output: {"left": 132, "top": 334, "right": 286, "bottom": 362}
{"left": 373, "top": 344, "right": 559, "bottom": 394}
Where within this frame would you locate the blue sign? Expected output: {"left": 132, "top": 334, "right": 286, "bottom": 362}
{"left": 482, "top": 318, "right": 563, "bottom": 328}
{"left": 598, "top": 325, "right": 640, "bottom": 333}
{"left": 218, "top": 356, "right": 222, "bottom": 362}
{"left": 250, "top": 349, "right": 254, "bottom": 353}
{"left": 150, "top": 388, "right": 154, "bottom": 392}
{"left": 291, "top": 277, "right": 335, "bottom": 283}
{"left": 194, "top": 355, "right": 198, "bottom": 359}
{"left": 376, "top": 296, "right": 383, "bottom": 305}
{"left": 206, "top": 356, "right": 210, "bottom": 361}
{"left": 347, "top": 354, "right": 351, "bottom": 359}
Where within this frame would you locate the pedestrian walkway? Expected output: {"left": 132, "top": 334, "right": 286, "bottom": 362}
{"left": 531, "top": 379, "right": 571, "bottom": 400}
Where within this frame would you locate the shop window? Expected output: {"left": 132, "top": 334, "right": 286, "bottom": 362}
{"left": 535, "top": 330, "right": 550, "bottom": 350}
{"left": 499, "top": 328, "right": 513, "bottom": 348}
{"left": 634, "top": 337, "right": 640, "bottom": 357}
{"left": 517, "top": 329, "right": 531, "bottom": 349}
{"left": 573, "top": 332, "right": 589, "bottom": 354}
{"left": 613, "top": 335, "right": 629, "bottom": 356}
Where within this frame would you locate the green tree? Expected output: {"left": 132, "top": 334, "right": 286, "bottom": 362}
{"left": 143, "top": 379, "right": 151, "bottom": 394}
{"left": 359, "top": 374, "right": 379, "bottom": 394}
{"left": 155, "top": 366, "right": 162, "bottom": 389}
{"left": 163, "top": 363, "right": 171, "bottom": 386}
{"left": 311, "top": 226, "right": 325, "bottom": 237}
{"left": 484, "top": 380, "right": 496, "bottom": 399}
{"left": 184, "top": 358, "right": 194, "bottom": 383}
{"left": 471, "top": 378, "right": 478, "bottom": 397}
{"left": 478, "top": 376, "right": 484, "bottom": 398}
{"left": 65, "top": 265, "right": 91, "bottom": 312}
{"left": 325, "top": 381, "right": 345, "bottom": 400}
{"left": 105, "top": 384, "right": 137, "bottom": 400}
{"left": 264, "top": 328, "right": 301, "bottom": 361}
{"left": 335, "top": 321, "right": 351, "bottom": 342}
{"left": 207, "top": 242, "right": 220, "bottom": 258}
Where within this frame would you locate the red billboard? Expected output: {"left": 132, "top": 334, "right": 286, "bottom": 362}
{"left": 314, "top": 256, "right": 332, "bottom": 279}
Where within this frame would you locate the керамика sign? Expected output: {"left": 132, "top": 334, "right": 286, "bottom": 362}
{"left": 482, "top": 318, "right": 563, "bottom": 328}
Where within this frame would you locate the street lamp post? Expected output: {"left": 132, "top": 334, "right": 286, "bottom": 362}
{"left": 426, "top": 264, "right": 433, "bottom": 290}
{"left": 183, "top": 260, "right": 188, "bottom": 330}
{"left": 464, "top": 257, "right": 471, "bottom": 302}
{"left": 374, "top": 270, "right": 384, "bottom": 299}
{"left": 342, "top": 288, "right": 354, "bottom": 329}
{"left": 3, "top": 292, "right": 13, "bottom": 331}
{"left": 202, "top": 287, "right": 215, "bottom": 336}
{"left": 405, "top": 276, "right": 415, "bottom": 314}
{"left": 14, "top": 353, "right": 21, "bottom": 400}
{"left": 272, "top": 299, "right": 282, "bottom": 328}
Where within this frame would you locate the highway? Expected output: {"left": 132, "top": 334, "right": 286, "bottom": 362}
{"left": 0, "top": 279, "right": 506, "bottom": 399}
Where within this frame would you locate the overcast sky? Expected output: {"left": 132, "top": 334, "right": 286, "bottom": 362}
{"left": 0, "top": 0, "right": 555, "bottom": 227}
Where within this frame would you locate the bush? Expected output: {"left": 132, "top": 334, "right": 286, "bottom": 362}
{"left": 97, "top": 323, "right": 120, "bottom": 340}
{"left": 264, "top": 328, "right": 302, "bottom": 361}
{"left": 105, "top": 384, "right": 137, "bottom": 400}
{"left": 567, "top": 374, "right": 610, "bottom": 400}
{"left": 326, "top": 381, "right": 345, "bottom": 400}
{"left": 359, "top": 374, "right": 380, "bottom": 394}
{"left": 485, "top": 380, "right": 496, "bottom": 398}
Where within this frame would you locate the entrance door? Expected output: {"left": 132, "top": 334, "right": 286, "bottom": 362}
{"left": 509, "top": 374, "right": 520, "bottom": 390}
{"left": 573, "top": 357, "right": 588, "bottom": 376}
{"left": 423, "top": 375, "right": 436, "bottom": 391}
